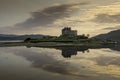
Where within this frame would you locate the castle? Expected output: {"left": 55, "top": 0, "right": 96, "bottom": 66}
{"left": 62, "top": 27, "right": 77, "bottom": 36}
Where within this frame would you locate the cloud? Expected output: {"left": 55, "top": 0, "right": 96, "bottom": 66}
{"left": 103, "top": 25, "right": 120, "bottom": 30}
{"left": 93, "top": 56, "right": 120, "bottom": 66}
{"left": 92, "top": 13, "right": 120, "bottom": 23}
{"left": 14, "top": 2, "right": 88, "bottom": 29}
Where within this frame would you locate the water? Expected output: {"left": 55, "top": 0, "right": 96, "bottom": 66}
{"left": 0, "top": 46, "right": 120, "bottom": 80}
{"left": 0, "top": 40, "right": 23, "bottom": 43}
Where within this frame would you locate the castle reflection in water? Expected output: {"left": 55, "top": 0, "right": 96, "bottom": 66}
{"left": 26, "top": 44, "right": 120, "bottom": 58}
{"left": 61, "top": 47, "right": 89, "bottom": 58}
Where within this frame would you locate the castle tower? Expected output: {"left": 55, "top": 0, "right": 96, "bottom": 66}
{"left": 62, "top": 27, "right": 77, "bottom": 36}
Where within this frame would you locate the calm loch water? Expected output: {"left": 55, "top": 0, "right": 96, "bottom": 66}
{"left": 0, "top": 46, "right": 120, "bottom": 80}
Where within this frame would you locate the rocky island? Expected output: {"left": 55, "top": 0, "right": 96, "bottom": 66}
{"left": 0, "top": 27, "right": 118, "bottom": 48}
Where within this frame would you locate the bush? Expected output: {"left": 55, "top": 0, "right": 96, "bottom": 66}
{"left": 24, "top": 38, "right": 31, "bottom": 42}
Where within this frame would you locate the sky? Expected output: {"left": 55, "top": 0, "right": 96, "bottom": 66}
{"left": 0, "top": 0, "right": 120, "bottom": 36}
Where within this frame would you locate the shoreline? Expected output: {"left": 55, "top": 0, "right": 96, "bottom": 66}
{"left": 0, "top": 42, "right": 117, "bottom": 48}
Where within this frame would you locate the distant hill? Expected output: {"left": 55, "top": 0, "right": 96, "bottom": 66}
{"left": 0, "top": 34, "right": 48, "bottom": 40}
{"left": 94, "top": 29, "right": 120, "bottom": 41}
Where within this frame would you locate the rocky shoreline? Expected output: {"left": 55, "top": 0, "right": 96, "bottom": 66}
{"left": 0, "top": 42, "right": 117, "bottom": 49}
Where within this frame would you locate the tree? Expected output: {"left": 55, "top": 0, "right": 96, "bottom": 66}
{"left": 24, "top": 38, "right": 31, "bottom": 42}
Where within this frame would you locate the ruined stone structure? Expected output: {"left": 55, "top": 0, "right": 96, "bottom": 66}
{"left": 62, "top": 27, "right": 77, "bottom": 36}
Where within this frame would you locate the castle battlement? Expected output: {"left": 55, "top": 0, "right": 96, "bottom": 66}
{"left": 62, "top": 27, "right": 77, "bottom": 36}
